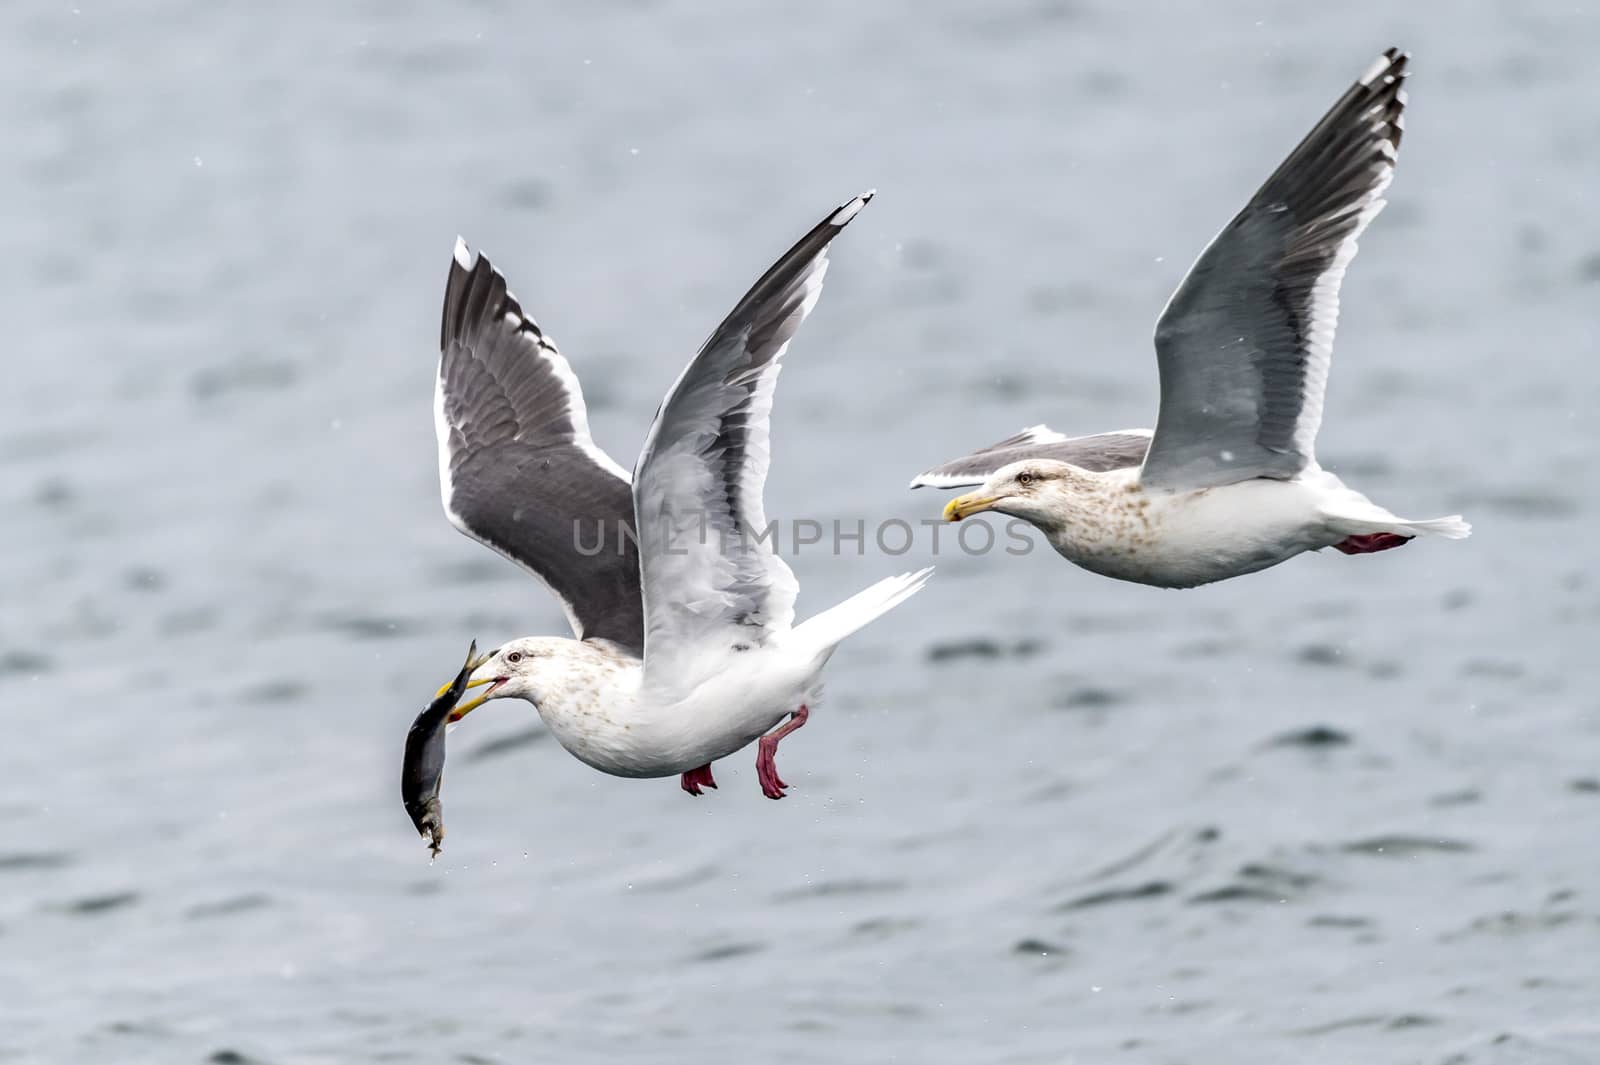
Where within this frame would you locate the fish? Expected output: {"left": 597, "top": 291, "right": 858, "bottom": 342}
{"left": 401, "top": 640, "right": 488, "bottom": 859}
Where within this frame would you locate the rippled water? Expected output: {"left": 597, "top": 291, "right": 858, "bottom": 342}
{"left": 3, "top": 2, "right": 1598, "bottom": 1062}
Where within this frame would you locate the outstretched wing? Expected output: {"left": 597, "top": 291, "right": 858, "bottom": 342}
{"left": 436, "top": 240, "right": 643, "bottom": 654}
{"left": 1142, "top": 48, "right": 1409, "bottom": 491}
{"left": 632, "top": 192, "right": 873, "bottom": 686}
{"left": 909, "top": 425, "right": 1152, "bottom": 489}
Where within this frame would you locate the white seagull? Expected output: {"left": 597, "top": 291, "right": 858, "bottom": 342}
{"left": 433, "top": 192, "right": 930, "bottom": 799}
{"left": 914, "top": 48, "right": 1469, "bottom": 589}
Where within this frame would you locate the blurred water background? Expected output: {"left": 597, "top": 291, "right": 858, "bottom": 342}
{"left": 2, "top": 1, "right": 1598, "bottom": 1062}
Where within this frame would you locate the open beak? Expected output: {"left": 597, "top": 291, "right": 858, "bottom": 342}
{"left": 434, "top": 646, "right": 504, "bottom": 723}
{"left": 944, "top": 492, "right": 1002, "bottom": 522}
{"left": 446, "top": 677, "right": 506, "bottom": 723}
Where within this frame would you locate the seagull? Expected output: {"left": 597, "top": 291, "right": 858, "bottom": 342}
{"left": 431, "top": 191, "right": 931, "bottom": 800}
{"left": 912, "top": 48, "right": 1469, "bottom": 589}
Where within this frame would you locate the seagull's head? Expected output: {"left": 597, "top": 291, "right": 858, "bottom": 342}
{"left": 942, "top": 459, "right": 1085, "bottom": 525}
{"left": 445, "top": 637, "right": 567, "bottom": 721}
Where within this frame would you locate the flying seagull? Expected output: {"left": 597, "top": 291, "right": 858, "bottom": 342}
{"left": 432, "top": 192, "right": 930, "bottom": 801}
{"left": 913, "top": 48, "right": 1469, "bottom": 588}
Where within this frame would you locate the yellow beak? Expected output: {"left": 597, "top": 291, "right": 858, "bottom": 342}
{"left": 434, "top": 645, "right": 501, "bottom": 723}
{"left": 943, "top": 493, "right": 1001, "bottom": 522}
{"left": 446, "top": 682, "right": 502, "bottom": 723}
{"left": 433, "top": 674, "right": 495, "bottom": 700}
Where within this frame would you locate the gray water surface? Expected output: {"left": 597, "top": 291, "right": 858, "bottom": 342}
{"left": 3, "top": 2, "right": 1598, "bottom": 1063}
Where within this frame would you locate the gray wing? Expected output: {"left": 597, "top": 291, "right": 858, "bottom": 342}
{"left": 909, "top": 425, "right": 1152, "bottom": 489}
{"left": 436, "top": 240, "right": 643, "bottom": 655}
{"left": 1141, "top": 48, "right": 1408, "bottom": 491}
{"left": 632, "top": 192, "right": 871, "bottom": 686}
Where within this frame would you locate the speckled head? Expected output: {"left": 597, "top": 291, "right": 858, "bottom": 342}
{"left": 942, "top": 459, "right": 1102, "bottom": 526}
{"left": 445, "top": 636, "right": 577, "bottom": 721}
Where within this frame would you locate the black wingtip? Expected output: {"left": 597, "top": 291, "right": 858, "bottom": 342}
{"left": 1372, "top": 50, "right": 1409, "bottom": 152}
{"left": 440, "top": 237, "right": 530, "bottom": 355}
{"left": 441, "top": 237, "right": 488, "bottom": 351}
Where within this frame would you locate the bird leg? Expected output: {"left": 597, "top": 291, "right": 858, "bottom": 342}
{"left": 680, "top": 763, "right": 717, "bottom": 796}
{"left": 1333, "top": 532, "right": 1412, "bottom": 555}
{"left": 756, "top": 705, "right": 810, "bottom": 800}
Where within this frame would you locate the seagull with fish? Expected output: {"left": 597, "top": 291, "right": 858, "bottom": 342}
{"left": 915, "top": 48, "right": 1469, "bottom": 588}
{"left": 425, "top": 191, "right": 930, "bottom": 811}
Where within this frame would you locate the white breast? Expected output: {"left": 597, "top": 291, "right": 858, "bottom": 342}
{"left": 1048, "top": 477, "right": 1330, "bottom": 588}
{"left": 535, "top": 645, "right": 820, "bottom": 778}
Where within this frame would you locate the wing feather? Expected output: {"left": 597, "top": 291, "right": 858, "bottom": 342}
{"left": 436, "top": 241, "right": 643, "bottom": 654}
{"left": 909, "top": 427, "right": 1152, "bottom": 489}
{"left": 1141, "top": 48, "right": 1409, "bottom": 491}
{"left": 632, "top": 192, "right": 873, "bottom": 686}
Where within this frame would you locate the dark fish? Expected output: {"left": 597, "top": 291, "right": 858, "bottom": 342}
{"left": 401, "top": 640, "right": 481, "bottom": 858}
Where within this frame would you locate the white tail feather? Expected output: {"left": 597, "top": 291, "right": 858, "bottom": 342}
{"left": 790, "top": 568, "right": 934, "bottom": 659}
{"left": 1320, "top": 486, "right": 1472, "bottom": 542}
{"left": 1396, "top": 514, "right": 1471, "bottom": 540}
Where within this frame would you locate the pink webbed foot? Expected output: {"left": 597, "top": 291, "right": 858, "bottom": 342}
{"left": 1333, "top": 532, "right": 1413, "bottom": 555}
{"left": 680, "top": 763, "right": 717, "bottom": 797}
{"left": 756, "top": 705, "right": 810, "bottom": 800}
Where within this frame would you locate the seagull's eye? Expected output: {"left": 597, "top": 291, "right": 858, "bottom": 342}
{"left": 506, "top": 651, "right": 523, "bottom": 664}
{"left": 1017, "top": 472, "right": 1036, "bottom": 487}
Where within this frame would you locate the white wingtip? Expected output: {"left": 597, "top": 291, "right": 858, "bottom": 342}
{"left": 829, "top": 190, "right": 875, "bottom": 227}
{"left": 1018, "top": 424, "right": 1071, "bottom": 445}
{"left": 453, "top": 237, "right": 475, "bottom": 270}
{"left": 908, "top": 472, "right": 981, "bottom": 490}
{"left": 1358, "top": 47, "right": 1404, "bottom": 87}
